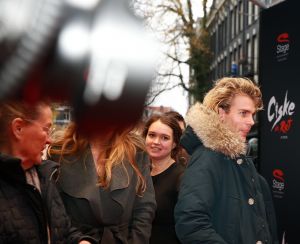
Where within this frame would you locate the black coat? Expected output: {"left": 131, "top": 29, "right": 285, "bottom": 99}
{"left": 0, "top": 154, "right": 93, "bottom": 244}
{"left": 53, "top": 149, "right": 156, "bottom": 244}
{"left": 175, "top": 103, "right": 279, "bottom": 244}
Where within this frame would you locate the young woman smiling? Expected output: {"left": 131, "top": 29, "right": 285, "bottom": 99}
{"left": 143, "top": 114, "right": 185, "bottom": 244}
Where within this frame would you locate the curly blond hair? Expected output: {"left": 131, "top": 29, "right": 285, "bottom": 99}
{"left": 203, "top": 77, "right": 263, "bottom": 113}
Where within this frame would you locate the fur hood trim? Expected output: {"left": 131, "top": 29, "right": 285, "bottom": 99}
{"left": 186, "top": 103, "right": 246, "bottom": 158}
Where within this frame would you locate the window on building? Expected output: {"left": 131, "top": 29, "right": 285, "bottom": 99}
{"left": 239, "top": 45, "right": 243, "bottom": 75}
{"left": 220, "top": 21, "right": 223, "bottom": 50}
{"left": 212, "top": 32, "right": 216, "bottom": 59}
{"left": 248, "top": 1, "right": 252, "bottom": 26}
{"left": 251, "top": 2, "right": 256, "bottom": 23}
{"left": 229, "top": 52, "right": 233, "bottom": 72}
{"left": 254, "top": 4, "right": 259, "bottom": 20}
{"left": 217, "top": 25, "right": 221, "bottom": 55}
{"left": 224, "top": 56, "right": 228, "bottom": 75}
{"left": 247, "top": 38, "right": 252, "bottom": 74}
{"left": 231, "top": 9, "right": 235, "bottom": 39}
{"left": 218, "top": 62, "right": 221, "bottom": 77}
{"left": 253, "top": 35, "right": 258, "bottom": 74}
{"left": 222, "top": 19, "right": 226, "bottom": 49}
{"left": 239, "top": 1, "right": 244, "bottom": 32}
{"left": 235, "top": 5, "right": 239, "bottom": 36}
{"left": 224, "top": 15, "right": 228, "bottom": 46}
{"left": 234, "top": 48, "right": 238, "bottom": 75}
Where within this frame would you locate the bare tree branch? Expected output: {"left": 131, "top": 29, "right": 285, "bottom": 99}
{"left": 145, "top": 83, "right": 181, "bottom": 105}
{"left": 132, "top": 0, "right": 212, "bottom": 104}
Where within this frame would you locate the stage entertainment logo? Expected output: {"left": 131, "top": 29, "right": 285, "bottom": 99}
{"left": 267, "top": 91, "right": 295, "bottom": 139}
{"left": 276, "top": 32, "right": 290, "bottom": 62}
{"left": 272, "top": 169, "right": 285, "bottom": 199}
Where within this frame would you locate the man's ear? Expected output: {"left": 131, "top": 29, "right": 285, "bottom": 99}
{"left": 218, "top": 107, "right": 226, "bottom": 121}
{"left": 11, "top": 118, "right": 25, "bottom": 139}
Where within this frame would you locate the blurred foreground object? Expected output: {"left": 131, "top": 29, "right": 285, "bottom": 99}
{"left": 0, "top": 0, "right": 157, "bottom": 135}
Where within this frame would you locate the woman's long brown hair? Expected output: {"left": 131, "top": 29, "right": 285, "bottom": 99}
{"left": 48, "top": 123, "right": 146, "bottom": 196}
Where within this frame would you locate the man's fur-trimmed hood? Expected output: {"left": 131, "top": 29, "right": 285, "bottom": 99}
{"left": 186, "top": 103, "right": 246, "bottom": 158}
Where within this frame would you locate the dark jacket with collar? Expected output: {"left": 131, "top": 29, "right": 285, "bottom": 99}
{"left": 52, "top": 149, "right": 156, "bottom": 244}
{"left": 175, "top": 103, "right": 279, "bottom": 244}
{"left": 0, "top": 154, "right": 93, "bottom": 244}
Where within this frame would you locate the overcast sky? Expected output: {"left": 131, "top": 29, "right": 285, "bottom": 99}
{"left": 152, "top": 85, "right": 189, "bottom": 116}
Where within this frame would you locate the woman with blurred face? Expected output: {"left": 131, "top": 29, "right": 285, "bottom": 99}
{"left": 48, "top": 122, "right": 156, "bottom": 244}
{"left": 143, "top": 114, "right": 184, "bottom": 244}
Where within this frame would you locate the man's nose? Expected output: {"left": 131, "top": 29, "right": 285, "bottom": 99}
{"left": 46, "top": 136, "right": 52, "bottom": 145}
{"left": 248, "top": 116, "right": 255, "bottom": 126}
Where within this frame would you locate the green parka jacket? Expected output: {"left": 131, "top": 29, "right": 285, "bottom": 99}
{"left": 175, "top": 103, "right": 279, "bottom": 244}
